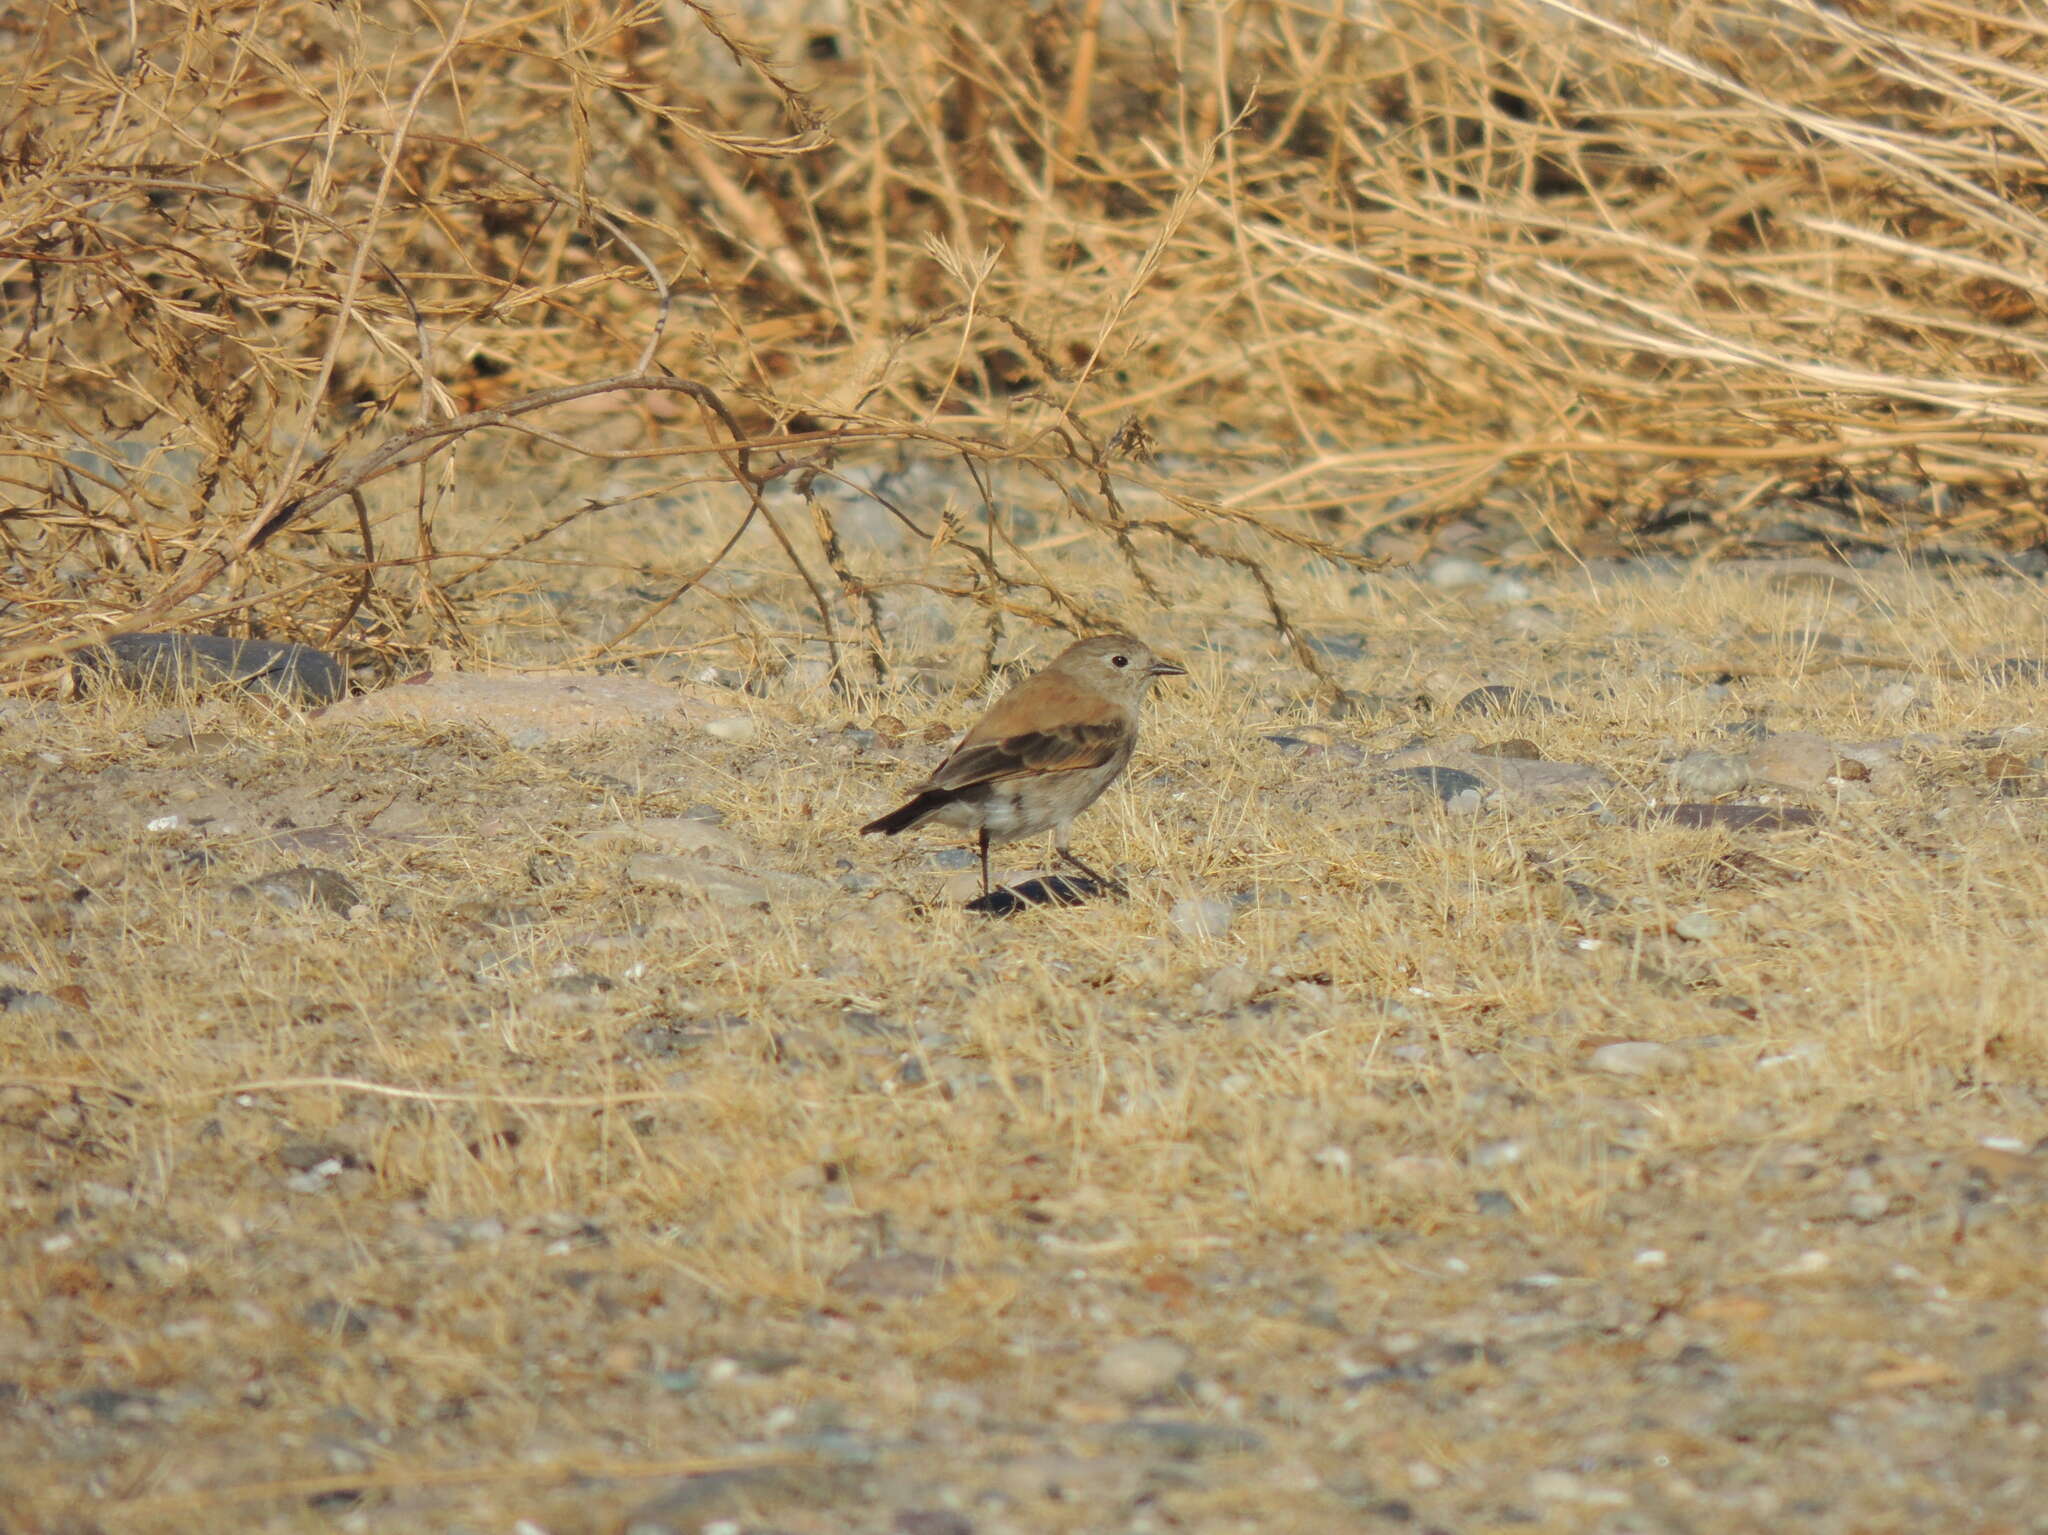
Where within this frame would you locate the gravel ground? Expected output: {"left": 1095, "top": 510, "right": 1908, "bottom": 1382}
{"left": 5, "top": 527, "right": 2048, "bottom": 1534}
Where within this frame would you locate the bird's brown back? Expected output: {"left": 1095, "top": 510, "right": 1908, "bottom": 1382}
{"left": 919, "top": 666, "right": 1131, "bottom": 793}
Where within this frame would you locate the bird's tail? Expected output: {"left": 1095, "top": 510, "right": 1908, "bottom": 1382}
{"left": 861, "top": 790, "right": 948, "bottom": 837}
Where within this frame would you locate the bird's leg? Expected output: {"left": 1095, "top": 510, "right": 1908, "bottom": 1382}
{"left": 978, "top": 829, "right": 991, "bottom": 899}
{"left": 1053, "top": 828, "right": 1126, "bottom": 897}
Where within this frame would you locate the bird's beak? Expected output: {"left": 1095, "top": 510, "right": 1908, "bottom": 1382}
{"left": 1146, "top": 658, "right": 1188, "bottom": 678}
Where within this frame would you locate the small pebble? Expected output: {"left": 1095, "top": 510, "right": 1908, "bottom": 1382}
{"left": 1454, "top": 685, "right": 1564, "bottom": 718}
{"left": 1668, "top": 751, "right": 1750, "bottom": 797}
{"left": 1674, "top": 911, "right": 1720, "bottom": 942}
{"left": 1201, "top": 964, "right": 1259, "bottom": 1010}
{"left": 1588, "top": 1041, "right": 1689, "bottom": 1077}
{"left": 1873, "top": 681, "right": 1918, "bottom": 715}
{"left": 626, "top": 855, "right": 771, "bottom": 909}
{"left": 1470, "top": 1139, "right": 1526, "bottom": 1169}
{"left": 1472, "top": 738, "right": 1542, "bottom": 760}
{"left": 1096, "top": 1337, "right": 1190, "bottom": 1397}
{"left": 1169, "top": 897, "right": 1232, "bottom": 940}
{"left": 231, "top": 866, "right": 363, "bottom": 917}
{"left": 1427, "top": 556, "right": 1489, "bottom": 589}
{"left": 1743, "top": 731, "right": 1837, "bottom": 791}
{"left": 1484, "top": 574, "right": 1533, "bottom": 603}
{"left": 1384, "top": 765, "right": 1488, "bottom": 804}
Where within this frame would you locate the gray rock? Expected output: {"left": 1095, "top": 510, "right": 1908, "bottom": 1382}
{"left": 1485, "top": 574, "right": 1533, "bottom": 603}
{"left": 626, "top": 855, "right": 772, "bottom": 909}
{"left": 1263, "top": 732, "right": 1366, "bottom": 762}
{"left": 1742, "top": 731, "right": 1838, "bottom": 791}
{"left": 1674, "top": 911, "right": 1721, "bottom": 942}
{"left": 1099, "top": 1420, "right": 1266, "bottom": 1459}
{"left": 1427, "top": 556, "right": 1490, "bottom": 589}
{"left": 1479, "top": 757, "right": 1612, "bottom": 801}
{"left": 232, "top": 866, "right": 363, "bottom": 916}
{"left": 77, "top": 633, "right": 347, "bottom": 705}
{"left": 894, "top": 1514, "right": 975, "bottom": 1535}
{"left": 526, "top": 852, "right": 576, "bottom": 886}
{"left": 1669, "top": 751, "right": 1751, "bottom": 797}
{"left": 830, "top": 1252, "right": 956, "bottom": 1300}
{"left": 1304, "top": 632, "right": 1369, "bottom": 662}
{"left": 1201, "top": 964, "right": 1259, "bottom": 1011}
{"left": 1649, "top": 803, "right": 1822, "bottom": 832}
{"left": 1982, "top": 657, "right": 2048, "bottom": 686}
{"left": 1169, "top": 897, "right": 1232, "bottom": 940}
{"left": 1384, "top": 765, "right": 1488, "bottom": 804}
{"left": 1454, "top": 685, "right": 1565, "bottom": 718}
{"left": 1588, "top": 1041, "right": 1689, "bottom": 1077}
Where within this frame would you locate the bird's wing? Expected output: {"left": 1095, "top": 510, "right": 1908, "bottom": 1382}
{"left": 920, "top": 673, "right": 1129, "bottom": 791}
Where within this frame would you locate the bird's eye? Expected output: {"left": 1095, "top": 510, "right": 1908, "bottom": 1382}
{"left": 1111, "top": 654, "right": 1129, "bottom": 668}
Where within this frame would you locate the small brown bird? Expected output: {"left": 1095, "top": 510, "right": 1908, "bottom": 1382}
{"left": 861, "top": 633, "right": 1187, "bottom": 898}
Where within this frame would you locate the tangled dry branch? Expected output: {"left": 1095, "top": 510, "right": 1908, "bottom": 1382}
{"left": 2, "top": 0, "right": 2044, "bottom": 691}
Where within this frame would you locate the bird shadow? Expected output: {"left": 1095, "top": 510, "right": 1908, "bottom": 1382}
{"left": 964, "top": 875, "right": 1114, "bottom": 916}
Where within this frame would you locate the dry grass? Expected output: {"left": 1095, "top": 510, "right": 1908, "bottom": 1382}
{"left": 4, "top": 0, "right": 2047, "bottom": 688}
{"left": 5, "top": 536, "right": 2048, "bottom": 1532}
{"left": 6, "top": 4, "right": 2048, "bottom": 1531}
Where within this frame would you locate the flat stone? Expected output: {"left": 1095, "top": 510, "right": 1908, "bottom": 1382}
{"left": 1382, "top": 765, "right": 1488, "bottom": 804}
{"left": 1475, "top": 756, "right": 1611, "bottom": 801}
{"left": 1454, "top": 685, "right": 1565, "bottom": 718}
{"left": 231, "top": 866, "right": 363, "bottom": 916}
{"left": 77, "top": 633, "right": 347, "bottom": 704}
{"left": 1650, "top": 803, "right": 1822, "bottom": 833}
{"left": 626, "top": 855, "right": 774, "bottom": 909}
{"left": 1674, "top": 911, "right": 1721, "bottom": 942}
{"left": 1201, "top": 964, "right": 1259, "bottom": 1011}
{"left": 1742, "top": 731, "right": 1838, "bottom": 791}
{"left": 584, "top": 818, "right": 751, "bottom": 860}
{"left": 703, "top": 715, "right": 758, "bottom": 743}
{"left": 1982, "top": 657, "right": 2048, "bottom": 686}
{"left": 831, "top": 1252, "right": 956, "bottom": 1300}
{"left": 1099, "top": 1419, "right": 1266, "bottom": 1459}
{"left": 1669, "top": 751, "right": 1751, "bottom": 797}
{"left": 1588, "top": 1041, "right": 1689, "bottom": 1077}
{"left": 1427, "top": 556, "right": 1490, "bottom": 588}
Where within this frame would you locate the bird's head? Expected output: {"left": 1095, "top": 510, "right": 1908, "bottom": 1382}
{"left": 1058, "top": 633, "right": 1188, "bottom": 698}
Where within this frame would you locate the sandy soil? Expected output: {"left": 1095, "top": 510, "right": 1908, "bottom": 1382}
{"left": 5, "top": 523, "right": 2047, "bottom": 1534}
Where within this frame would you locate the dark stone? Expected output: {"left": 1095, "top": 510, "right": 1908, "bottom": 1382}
{"left": 1454, "top": 685, "right": 1564, "bottom": 718}
{"left": 895, "top": 1514, "right": 975, "bottom": 1535}
{"left": 1983, "top": 657, "right": 2048, "bottom": 685}
{"left": 1975, "top": 1361, "right": 2042, "bottom": 1417}
{"left": 231, "top": 866, "right": 362, "bottom": 915}
{"left": 1101, "top": 1419, "right": 1267, "bottom": 1458}
{"left": 78, "top": 633, "right": 347, "bottom": 704}
{"left": 1383, "top": 765, "right": 1487, "bottom": 803}
{"left": 1304, "top": 632, "right": 1369, "bottom": 662}
{"left": 68, "top": 1386, "right": 155, "bottom": 1422}
{"left": 1714, "top": 717, "right": 1773, "bottom": 742}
